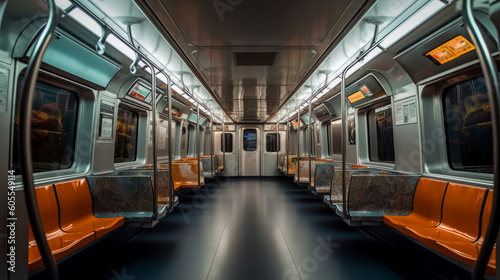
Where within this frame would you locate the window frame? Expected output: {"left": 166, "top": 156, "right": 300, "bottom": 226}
{"left": 442, "top": 75, "right": 493, "bottom": 174}
{"left": 11, "top": 70, "right": 95, "bottom": 183}
{"left": 265, "top": 132, "right": 280, "bottom": 153}
{"left": 367, "top": 101, "right": 395, "bottom": 164}
{"left": 221, "top": 133, "right": 234, "bottom": 153}
{"left": 243, "top": 128, "right": 258, "bottom": 152}
{"left": 12, "top": 76, "right": 80, "bottom": 173}
{"left": 419, "top": 63, "right": 495, "bottom": 182}
{"left": 114, "top": 105, "right": 139, "bottom": 163}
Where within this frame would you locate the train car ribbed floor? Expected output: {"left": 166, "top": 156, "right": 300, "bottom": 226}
{"left": 31, "top": 177, "right": 470, "bottom": 280}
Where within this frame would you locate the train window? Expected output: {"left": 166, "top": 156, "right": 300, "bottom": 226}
{"left": 114, "top": 107, "right": 138, "bottom": 163}
{"left": 174, "top": 122, "right": 182, "bottom": 158}
{"left": 12, "top": 79, "right": 79, "bottom": 173}
{"left": 243, "top": 129, "right": 257, "bottom": 152}
{"left": 221, "top": 133, "right": 233, "bottom": 153}
{"left": 322, "top": 122, "right": 332, "bottom": 157}
{"left": 443, "top": 75, "right": 493, "bottom": 173}
{"left": 187, "top": 125, "right": 196, "bottom": 156}
{"left": 266, "top": 133, "right": 280, "bottom": 152}
{"left": 368, "top": 104, "right": 395, "bottom": 163}
{"left": 332, "top": 120, "right": 342, "bottom": 155}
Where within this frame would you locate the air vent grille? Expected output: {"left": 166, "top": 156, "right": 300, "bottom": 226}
{"left": 234, "top": 52, "right": 278, "bottom": 66}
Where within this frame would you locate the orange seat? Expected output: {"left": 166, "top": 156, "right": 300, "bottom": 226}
{"left": 171, "top": 162, "right": 204, "bottom": 191}
{"left": 215, "top": 155, "right": 223, "bottom": 170}
{"left": 28, "top": 185, "right": 94, "bottom": 271}
{"left": 384, "top": 178, "right": 448, "bottom": 232}
{"left": 351, "top": 164, "right": 368, "bottom": 168}
{"left": 404, "top": 183, "right": 485, "bottom": 246}
{"left": 435, "top": 191, "right": 496, "bottom": 274}
{"left": 54, "top": 179, "right": 124, "bottom": 239}
{"left": 287, "top": 156, "right": 298, "bottom": 175}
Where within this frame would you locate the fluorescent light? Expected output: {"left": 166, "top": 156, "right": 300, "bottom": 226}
{"left": 55, "top": 0, "right": 72, "bottom": 10}
{"left": 380, "top": 0, "right": 446, "bottom": 49}
{"left": 107, "top": 34, "right": 136, "bottom": 61}
{"left": 68, "top": 8, "right": 101, "bottom": 36}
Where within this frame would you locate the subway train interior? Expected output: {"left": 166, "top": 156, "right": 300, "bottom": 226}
{"left": 1, "top": 0, "right": 500, "bottom": 279}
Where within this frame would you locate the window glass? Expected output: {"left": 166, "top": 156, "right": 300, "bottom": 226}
{"left": 332, "top": 120, "right": 342, "bottom": 155}
{"left": 243, "top": 129, "right": 257, "bottom": 152}
{"left": 443, "top": 75, "right": 493, "bottom": 173}
{"left": 368, "top": 105, "right": 395, "bottom": 162}
{"left": 221, "top": 133, "right": 233, "bottom": 153}
{"left": 114, "top": 107, "right": 138, "bottom": 163}
{"left": 322, "top": 122, "right": 332, "bottom": 156}
{"left": 266, "top": 133, "right": 280, "bottom": 152}
{"left": 13, "top": 79, "right": 79, "bottom": 173}
{"left": 187, "top": 125, "right": 196, "bottom": 156}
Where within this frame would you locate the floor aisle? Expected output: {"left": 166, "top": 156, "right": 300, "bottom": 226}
{"left": 34, "top": 177, "right": 467, "bottom": 280}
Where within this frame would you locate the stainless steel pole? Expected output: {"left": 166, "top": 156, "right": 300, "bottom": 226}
{"left": 167, "top": 76, "right": 174, "bottom": 210}
{"left": 308, "top": 98, "right": 312, "bottom": 186}
{"left": 297, "top": 109, "right": 301, "bottom": 181}
{"left": 222, "top": 122, "right": 225, "bottom": 172}
{"left": 196, "top": 101, "right": 201, "bottom": 187}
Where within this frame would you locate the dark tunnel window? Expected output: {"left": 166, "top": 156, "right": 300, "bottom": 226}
{"left": 221, "top": 133, "right": 233, "bottom": 153}
{"left": 12, "top": 79, "right": 79, "bottom": 173}
{"left": 368, "top": 104, "right": 395, "bottom": 163}
{"left": 243, "top": 129, "right": 257, "bottom": 152}
{"left": 266, "top": 133, "right": 280, "bottom": 152}
{"left": 114, "top": 107, "right": 138, "bottom": 163}
{"left": 443, "top": 75, "right": 494, "bottom": 173}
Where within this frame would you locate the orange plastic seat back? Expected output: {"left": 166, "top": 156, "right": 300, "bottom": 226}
{"left": 441, "top": 183, "right": 486, "bottom": 239}
{"left": 412, "top": 178, "right": 447, "bottom": 225}
{"left": 28, "top": 185, "right": 61, "bottom": 242}
{"left": 477, "top": 191, "right": 494, "bottom": 244}
{"left": 54, "top": 179, "right": 93, "bottom": 231}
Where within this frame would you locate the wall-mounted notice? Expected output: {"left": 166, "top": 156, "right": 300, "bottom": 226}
{"left": 100, "top": 117, "right": 114, "bottom": 138}
{"left": 0, "top": 68, "right": 9, "bottom": 113}
{"left": 99, "top": 100, "right": 114, "bottom": 139}
{"left": 395, "top": 97, "right": 417, "bottom": 126}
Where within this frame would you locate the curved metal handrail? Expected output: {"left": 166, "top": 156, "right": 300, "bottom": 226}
{"left": 19, "top": 0, "right": 58, "bottom": 278}
{"left": 463, "top": 0, "right": 500, "bottom": 279}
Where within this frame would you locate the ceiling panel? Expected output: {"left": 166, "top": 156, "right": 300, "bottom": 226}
{"left": 138, "top": 0, "right": 371, "bottom": 122}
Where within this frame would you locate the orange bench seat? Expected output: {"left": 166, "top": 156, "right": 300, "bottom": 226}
{"left": 28, "top": 185, "right": 94, "bottom": 271}
{"left": 54, "top": 179, "right": 124, "bottom": 239}
{"left": 384, "top": 179, "right": 495, "bottom": 274}
{"left": 434, "top": 191, "right": 495, "bottom": 274}
{"left": 383, "top": 178, "right": 448, "bottom": 232}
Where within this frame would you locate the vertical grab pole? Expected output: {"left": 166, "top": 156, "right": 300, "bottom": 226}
{"left": 126, "top": 23, "right": 157, "bottom": 220}
{"left": 276, "top": 120, "right": 279, "bottom": 169}
{"left": 196, "top": 101, "right": 201, "bottom": 188}
{"left": 142, "top": 59, "right": 157, "bottom": 221}
{"left": 286, "top": 112, "right": 290, "bottom": 174}
{"left": 464, "top": 0, "right": 500, "bottom": 278}
{"left": 308, "top": 98, "right": 312, "bottom": 187}
{"left": 222, "top": 122, "right": 225, "bottom": 172}
{"left": 341, "top": 67, "right": 348, "bottom": 221}
{"left": 167, "top": 77, "right": 174, "bottom": 210}
{"left": 210, "top": 114, "right": 214, "bottom": 177}
{"left": 297, "top": 109, "right": 301, "bottom": 181}
{"left": 19, "top": 0, "right": 59, "bottom": 278}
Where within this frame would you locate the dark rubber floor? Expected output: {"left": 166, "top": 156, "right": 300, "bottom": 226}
{"left": 32, "top": 177, "right": 469, "bottom": 280}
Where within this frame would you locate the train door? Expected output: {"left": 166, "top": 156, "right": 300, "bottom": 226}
{"left": 239, "top": 127, "right": 260, "bottom": 176}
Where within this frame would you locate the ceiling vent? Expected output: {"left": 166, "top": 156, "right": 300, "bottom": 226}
{"left": 234, "top": 52, "right": 278, "bottom": 66}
